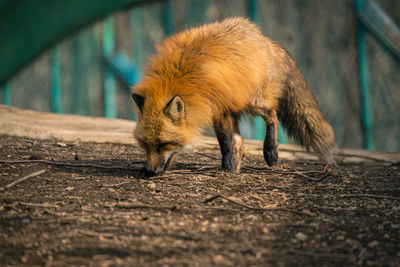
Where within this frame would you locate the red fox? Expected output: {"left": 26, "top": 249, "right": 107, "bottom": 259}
{"left": 132, "top": 17, "right": 335, "bottom": 176}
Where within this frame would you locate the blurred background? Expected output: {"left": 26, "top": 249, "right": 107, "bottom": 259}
{"left": 1, "top": 0, "right": 399, "bottom": 152}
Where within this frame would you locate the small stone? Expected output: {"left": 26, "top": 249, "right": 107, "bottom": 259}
{"left": 295, "top": 232, "right": 308, "bottom": 241}
{"left": 148, "top": 182, "right": 156, "bottom": 189}
{"left": 213, "top": 255, "right": 232, "bottom": 265}
{"left": 368, "top": 240, "right": 379, "bottom": 248}
{"left": 390, "top": 223, "right": 400, "bottom": 229}
{"left": 201, "top": 220, "right": 209, "bottom": 226}
{"left": 56, "top": 142, "right": 67, "bottom": 147}
{"left": 21, "top": 255, "right": 28, "bottom": 263}
{"left": 384, "top": 234, "right": 390, "bottom": 239}
{"left": 337, "top": 235, "right": 345, "bottom": 240}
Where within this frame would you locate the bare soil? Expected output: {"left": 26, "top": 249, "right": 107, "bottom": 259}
{"left": 0, "top": 135, "right": 399, "bottom": 266}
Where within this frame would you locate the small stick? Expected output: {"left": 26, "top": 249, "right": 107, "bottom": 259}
{"left": 203, "top": 194, "right": 224, "bottom": 204}
{"left": 275, "top": 148, "right": 395, "bottom": 165}
{"left": 290, "top": 171, "right": 331, "bottom": 182}
{"left": 18, "top": 202, "right": 59, "bottom": 208}
{"left": 204, "top": 194, "right": 255, "bottom": 210}
{"left": 0, "top": 169, "right": 47, "bottom": 192}
{"left": 0, "top": 159, "right": 141, "bottom": 171}
{"left": 339, "top": 193, "right": 400, "bottom": 201}
{"left": 109, "top": 203, "right": 178, "bottom": 210}
{"left": 203, "top": 194, "right": 312, "bottom": 216}
{"left": 77, "top": 229, "right": 115, "bottom": 239}
{"left": 102, "top": 181, "right": 131, "bottom": 187}
{"left": 336, "top": 152, "right": 395, "bottom": 164}
{"left": 168, "top": 170, "right": 216, "bottom": 177}
{"left": 195, "top": 152, "right": 219, "bottom": 160}
{"left": 242, "top": 166, "right": 331, "bottom": 182}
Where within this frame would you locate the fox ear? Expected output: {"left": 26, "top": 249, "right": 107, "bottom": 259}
{"left": 165, "top": 96, "right": 185, "bottom": 123}
{"left": 131, "top": 93, "right": 145, "bottom": 113}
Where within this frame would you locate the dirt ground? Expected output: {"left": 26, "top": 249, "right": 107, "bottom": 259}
{"left": 0, "top": 135, "right": 399, "bottom": 266}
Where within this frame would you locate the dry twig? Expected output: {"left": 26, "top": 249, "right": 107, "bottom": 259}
{"left": 77, "top": 229, "right": 115, "bottom": 239}
{"left": 106, "top": 202, "right": 178, "bottom": 210}
{"left": 102, "top": 181, "right": 131, "bottom": 187}
{"left": 195, "top": 152, "right": 220, "bottom": 160}
{"left": 0, "top": 159, "right": 141, "bottom": 171}
{"left": 242, "top": 166, "right": 332, "bottom": 182}
{"left": 203, "top": 194, "right": 312, "bottom": 216}
{"left": 0, "top": 169, "right": 47, "bottom": 192}
{"left": 17, "top": 201, "right": 60, "bottom": 208}
{"left": 339, "top": 193, "right": 400, "bottom": 201}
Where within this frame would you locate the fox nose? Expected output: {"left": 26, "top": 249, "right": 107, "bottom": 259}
{"left": 145, "top": 167, "right": 164, "bottom": 177}
{"left": 145, "top": 169, "right": 156, "bottom": 177}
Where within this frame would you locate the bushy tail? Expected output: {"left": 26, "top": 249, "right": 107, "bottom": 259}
{"left": 278, "top": 58, "right": 336, "bottom": 162}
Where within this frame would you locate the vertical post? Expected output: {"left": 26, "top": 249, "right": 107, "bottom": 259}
{"left": 164, "top": 0, "right": 173, "bottom": 37}
{"left": 131, "top": 9, "right": 143, "bottom": 72}
{"left": 184, "top": 0, "right": 211, "bottom": 27}
{"left": 2, "top": 82, "right": 11, "bottom": 105}
{"left": 278, "top": 125, "right": 288, "bottom": 144}
{"left": 248, "top": 0, "right": 287, "bottom": 143}
{"left": 51, "top": 47, "right": 63, "bottom": 113}
{"left": 71, "top": 37, "right": 83, "bottom": 115}
{"left": 248, "top": 0, "right": 259, "bottom": 23}
{"left": 355, "top": 0, "right": 373, "bottom": 150}
{"left": 103, "top": 16, "right": 116, "bottom": 118}
{"left": 71, "top": 31, "right": 93, "bottom": 116}
{"left": 131, "top": 8, "right": 143, "bottom": 121}
{"left": 248, "top": 0, "right": 264, "bottom": 140}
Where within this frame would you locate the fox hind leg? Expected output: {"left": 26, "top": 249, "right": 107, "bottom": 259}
{"left": 213, "top": 112, "right": 244, "bottom": 174}
{"left": 262, "top": 111, "right": 279, "bottom": 166}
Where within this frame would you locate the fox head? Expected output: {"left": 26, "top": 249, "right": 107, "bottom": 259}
{"left": 132, "top": 93, "right": 193, "bottom": 176}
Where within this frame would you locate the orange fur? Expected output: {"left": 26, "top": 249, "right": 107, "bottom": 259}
{"left": 132, "top": 17, "right": 336, "bottom": 175}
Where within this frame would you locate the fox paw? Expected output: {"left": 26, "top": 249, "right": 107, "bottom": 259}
{"left": 219, "top": 164, "right": 241, "bottom": 174}
{"left": 264, "top": 149, "right": 278, "bottom": 166}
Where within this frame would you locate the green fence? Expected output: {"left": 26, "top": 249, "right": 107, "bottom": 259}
{"left": 1, "top": 0, "right": 399, "bottom": 152}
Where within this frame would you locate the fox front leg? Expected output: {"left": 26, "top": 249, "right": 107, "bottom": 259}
{"left": 213, "top": 113, "right": 244, "bottom": 174}
{"left": 262, "top": 112, "right": 278, "bottom": 166}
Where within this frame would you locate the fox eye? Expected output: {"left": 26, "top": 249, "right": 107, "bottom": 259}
{"left": 137, "top": 139, "right": 148, "bottom": 151}
{"left": 157, "top": 142, "right": 171, "bottom": 151}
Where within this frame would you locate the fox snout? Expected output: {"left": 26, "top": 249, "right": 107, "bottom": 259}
{"left": 146, "top": 153, "right": 166, "bottom": 176}
{"left": 145, "top": 150, "right": 176, "bottom": 176}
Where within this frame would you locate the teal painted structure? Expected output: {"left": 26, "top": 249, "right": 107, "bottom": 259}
{"left": 248, "top": 0, "right": 258, "bottom": 23}
{"left": 2, "top": 82, "right": 11, "bottom": 106}
{"left": 277, "top": 126, "right": 288, "bottom": 144}
{"left": 163, "top": 0, "right": 173, "bottom": 36}
{"left": 50, "top": 47, "right": 63, "bottom": 113}
{"left": 103, "top": 17, "right": 117, "bottom": 118}
{"left": 0, "top": 0, "right": 158, "bottom": 85}
{"left": 357, "top": 0, "right": 400, "bottom": 62}
{"left": 355, "top": 0, "right": 373, "bottom": 150}
{"left": 131, "top": 9, "right": 144, "bottom": 72}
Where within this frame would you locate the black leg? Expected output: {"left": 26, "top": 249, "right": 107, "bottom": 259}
{"left": 213, "top": 113, "right": 243, "bottom": 173}
{"left": 263, "top": 121, "right": 278, "bottom": 166}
